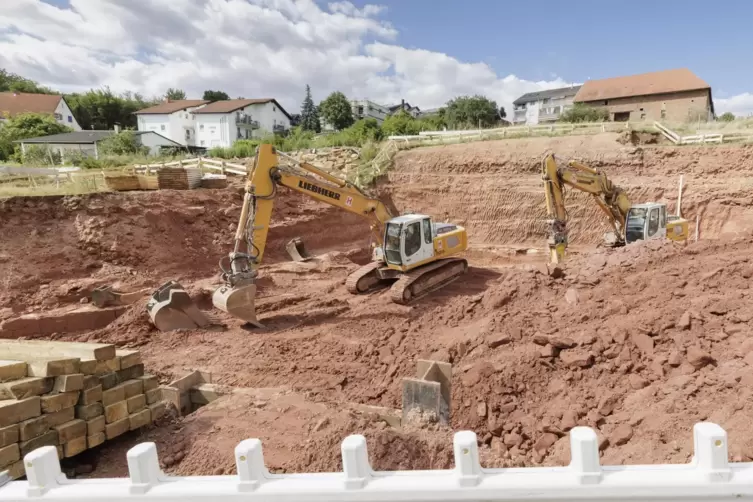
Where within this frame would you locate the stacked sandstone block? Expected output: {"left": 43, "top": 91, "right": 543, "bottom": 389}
{"left": 0, "top": 341, "right": 168, "bottom": 479}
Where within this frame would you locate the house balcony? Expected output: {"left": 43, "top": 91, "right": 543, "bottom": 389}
{"left": 236, "top": 115, "right": 260, "bottom": 129}
{"left": 273, "top": 124, "right": 286, "bottom": 133}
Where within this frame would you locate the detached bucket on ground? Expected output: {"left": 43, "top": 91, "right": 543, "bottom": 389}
{"left": 286, "top": 237, "right": 312, "bottom": 262}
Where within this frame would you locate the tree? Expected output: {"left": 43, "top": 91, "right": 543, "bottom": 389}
{"left": 318, "top": 91, "right": 354, "bottom": 130}
{"left": 559, "top": 103, "right": 609, "bottom": 123}
{"left": 289, "top": 113, "right": 302, "bottom": 127}
{"left": 65, "top": 87, "right": 158, "bottom": 130}
{"left": 202, "top": 90, "right": 230, "bottom": 102}
{"left": 381, "top": 110, "right": 421, "bottom": 136}
{"left": 165, "top": 88, "right": 187, "bottom": 100}
{"left": 499, "top": 106, "right": 507, "bottom": 120}
{"left": 443, "top": 95, "right": 499, "bottom": 128}
{"left": 299, "top": 85, "right": 321, "bottom": 133}
{"left": 719, "top": 112, "right": 736, "bottom": 122}
{"left": 98, "top": 130, "right": 147, "bottom": 156}
{"left": 0, "top": 112, "right": 72, "bottom": 160}
{"left": 0, "top": 68, "right": 54, "bottom": 94}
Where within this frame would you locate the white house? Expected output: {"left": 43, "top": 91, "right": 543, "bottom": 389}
{"left": 134, "top": 99, "right": 209, "bottom": 147}
{"left": 0, "top": 92, "right": 82, "bottom": 130}
{"left": 192, "top": 99, "right": 291, "bottom": 148}
{"left": 350, "top": 99, "right": 390, "bottom": 124}
{"left": 512, "top": 86, "right": 581, "bottom": 125}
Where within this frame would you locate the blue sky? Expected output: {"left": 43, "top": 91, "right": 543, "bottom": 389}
{"left": 350, "top": 0, "right": 752, "bottom": 99}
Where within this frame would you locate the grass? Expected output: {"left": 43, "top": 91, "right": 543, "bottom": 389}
{"left": 0, "top": 172, "right": 111, "bottom": 197}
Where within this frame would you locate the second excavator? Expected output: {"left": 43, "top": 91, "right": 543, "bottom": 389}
{"left": 542, "top": 153, "right": 689, "bottom": 264}
{"left": 211, "top": 144, "right": 469, "bottom": 326}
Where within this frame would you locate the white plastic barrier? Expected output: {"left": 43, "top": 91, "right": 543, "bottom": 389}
{"left": 0, "top": 422, "right": 750, "bottom": 501}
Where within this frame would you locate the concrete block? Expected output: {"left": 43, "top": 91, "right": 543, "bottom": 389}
{"left": 52, "top": 374, "right": 84, "bottom": 393}
{"left": 80, "top": 358, "right": 119, "bottom": 376}
{"left": 0, "top": 396, "right": 41, "bottom": 427}
{"left": 0, "top": 377, "right": 52, "bottom": 400}
{"left": 0, "top": 443, "right": 20, "bottom": 469}
{"left": 102, "top": 384, "right": 125, "bottom": 406}
{"left": 82, "top": 375, "right": 100, "bottom": 390}
{"left": 64, "top": 435, "right": 87, "bottom": 457}
{"left": 127, "top": 394, "right": 146, "bottom": 413}
{"left": 40, "top": 391, "right": 79, "bottom": 413}
{"left": 45, "top": 407, "right": 75, "bottom": 427}
{"left": 87, "top": 431, "right": 105, "bottom": 448}
{"left": 19, "top": 429, "right": 58, "bottom": 456}
{"left": 129, "top": 408, "right": 151, "bottom": 430}
{"left": 402, "top": 378, "right": 447, "bottom": 425}
{"left": 75, "top": 402, "right": 103, "bottom": 421}
{"left": 104, "top": 401, "right": 128, "bottom": 424}
{"left": 78, "top": 385, "right": 102, "bottom": 406}
{"left": 145, "top": 388, "right": 162, "bottom": 405}
{"left": 116, "top": 350, "right": 142, "bottom": 370}
{"left": 26, "top": 358, "right": 80, "bottom": 377}
{"left": 86, "top": 415, "right": 105, "bottom": 436}
{"left": 189, "top": 384, "right": 224, "bottom": 405}
{"left": 417, "top": 359, "right": 452, "bottom": 409}
{"left": 0, "top": 360, "right": 27, "bottom": 382}
{"left": 99, "top": 372, "right": 118, "bottom": 390}
{"left": 122, "top": 379, "right": 143, "bottom": 399}
{"left": 54, "top": 419, "right": 86, "bottom": 443}
{"left": 105, "top": 417, "right": 129, "bottom": 440}
{"left": 148, "top": 401, "right": 167, "bottom": 421}
{"left": 138, "top": 375, "right": 159, "bottom": 392}
{"left": 0, "top": 424, "right": 18, "bottom": 448}
{"left": 18, "top": 415, "right": 49, "bottom": 441}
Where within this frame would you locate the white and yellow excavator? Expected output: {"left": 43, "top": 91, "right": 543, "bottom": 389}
{"left": 542, "top": 153, "right": 688, "bottom": 264}
{"left": 209, "top": 144, "right": 468, "bottom": 326}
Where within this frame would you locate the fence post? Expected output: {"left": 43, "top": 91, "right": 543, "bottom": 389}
{"left": 221, "top": 161, "right": 226, "bottom": 175}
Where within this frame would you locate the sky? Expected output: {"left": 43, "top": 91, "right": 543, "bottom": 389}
{"left": 1, "top": 0, "right": 752, "bottom": 116}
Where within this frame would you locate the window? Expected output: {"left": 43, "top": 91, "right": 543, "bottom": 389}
{"left": 161, "top": 124, "right": 166, "bottom": 131}
{"left": 200, "top": 140, "right": 205, "bottom": 146}
{"left": 67, "top": 116, "right": 72, "bottom": 123}
{"left": 659, "top": 205, "right": 666, "bottom": 228}
{"left": 54, "top": 113, "right": 62, "bottom": 120}
{"left": 273, "top": 106, "right": 276, "bottom": 112}
{"left": 404, "top": 221, "right": 422, "bottom": 257}
{"left": 647, "top": 208, "right": 660, "bottom": 237}
{"left": 603, "top": 100, "right": 608, "bottom": 105}
{"left": 199, "top": 124, "right": 204, "bottom": 131}
{"left": 422, "top": 218, "right": 432, "bottom": 244}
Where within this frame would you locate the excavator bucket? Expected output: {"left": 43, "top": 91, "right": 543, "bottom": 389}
{"left": 285, "top": 237, "right": 312, "bottom": 262}
{"left": 147, "top": 281, "right": 213, "bottom": 332}
{"left": 212, "top": 282, "right": 264, "bottom": 328}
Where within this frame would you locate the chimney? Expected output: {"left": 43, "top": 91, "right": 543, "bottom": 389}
{"left": 401, "top": 98, "right": 405, "bottom": 110}
{"left": 114, "top": 124, "right": 120, "bottom": 133}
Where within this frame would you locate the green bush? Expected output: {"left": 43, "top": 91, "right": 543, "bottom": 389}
{"left": 559, "top": 103, "right": 610, "bottom": 123}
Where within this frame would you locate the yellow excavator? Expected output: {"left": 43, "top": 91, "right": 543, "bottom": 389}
{"left": 542, "top": 153, "right": 688, "bottom": 264}
{"left": 211, "top": 144, "right": 469, "bottom": 326}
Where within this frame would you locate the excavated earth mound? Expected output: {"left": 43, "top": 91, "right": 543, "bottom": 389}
{"left": 2, "top": 133, "right": 753, "bottom": 475}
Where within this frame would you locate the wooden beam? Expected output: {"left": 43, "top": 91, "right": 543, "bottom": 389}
{"left": 0, "top": 340, "right": 115, "bottom": 362}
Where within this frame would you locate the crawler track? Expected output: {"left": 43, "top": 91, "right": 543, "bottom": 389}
{"left": 389, "top": 258, "right": 468, "bottom": 304}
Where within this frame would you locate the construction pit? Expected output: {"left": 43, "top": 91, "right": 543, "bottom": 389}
{"left": 2, "top": 132, "right": 753, "bottom": 477}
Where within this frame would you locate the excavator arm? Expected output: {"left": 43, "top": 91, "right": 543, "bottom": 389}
{"left": 542, "top": 153, "right": 632, "bottom": 264}
{"left": 213, "top": 144, "right": 394, "bottom": 326}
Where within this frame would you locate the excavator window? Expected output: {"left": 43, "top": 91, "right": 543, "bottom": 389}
{"left": 384, "top": 223, "right": 402, "bottom": 265}
{"left": 648, "top": 208, "right": 660, "bottom": 237}
{"left": 422, "top": 218, "right": 432, "bottom": 244}
{"left": 404, "top": 221, "right": 422, "bottom": 257}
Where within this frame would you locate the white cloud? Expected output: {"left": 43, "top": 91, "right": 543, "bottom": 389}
{"left": 0, "top": 0, "right": 587, "bottom": 115}
{"left": 715, "top": 93, "right": 753, "bottom": 117}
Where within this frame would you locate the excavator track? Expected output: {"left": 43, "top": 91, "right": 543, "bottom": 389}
{"left": 389, "top": 258, "right": 468, "bottom": 305}
{"left": 345, "top": 261, "right": 388, "bottom": 294}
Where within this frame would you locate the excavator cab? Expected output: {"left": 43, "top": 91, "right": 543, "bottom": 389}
{"left": 625, "top": 203, "right": 667, "bottom": 244}
{"left": 383, "top": 215, "right": 436, "bottom": 269}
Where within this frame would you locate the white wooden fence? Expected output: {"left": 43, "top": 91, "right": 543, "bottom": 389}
{"left": 133, "top": 157, "right": 249, "bottom": 176}
{"left": 1, "top": 423, "right": 751, "bottom": 502}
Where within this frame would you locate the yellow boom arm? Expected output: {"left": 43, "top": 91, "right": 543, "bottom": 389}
{"left": 542, "top": 153, "right": 632, "bottom": 263}
{"left": 238, "top": 144, "right": 394, "bottom": 266}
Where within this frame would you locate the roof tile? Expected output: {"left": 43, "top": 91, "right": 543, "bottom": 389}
{"left": 0, "top": 92, "right": 62, "bottom": 118}
{"left": 574, "top": 68, "right": 710, "bottom": 102}
{"left": 134, "top": 99, "right": 209, "bottom": 114}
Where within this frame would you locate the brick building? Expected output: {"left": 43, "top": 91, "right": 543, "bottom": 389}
{"left": 574, "top": 68, "right": 714, "bottom": 122}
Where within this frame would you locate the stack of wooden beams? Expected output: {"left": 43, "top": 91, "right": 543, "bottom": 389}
{"left": 157, "top": 168, "right": 202, "bottom": 190}
{"left": 200, "top": 174, "right": 227, "bottom": 189}
{"left": 0, "top": 341, "right": 167, "bottom": 479}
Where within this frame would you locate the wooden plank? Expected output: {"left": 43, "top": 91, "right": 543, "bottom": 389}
{"left": 117, "top": 364, "right": 144, "bottom": 382}
{"left": 18, "top": 415, "right": 49, "bottom": 441}
{"left": 40, "top": 392, "right": 79, "bottom": 413}
{"left": 0, "top": 377, "right": 53, "bottom": 400}
{"left": 0, "top": 443, "right": 20, "bottom": 469}
{"left": 86, "top": 416, "right": 105, "bottom": 436}
{"left": 79, "top": 358, "right": 119, "bottom": 375}
{"left": 105, "top": 417, "right": 129, "bottom": 440}
{"left": 145, "top": 388, "right": 162, "bottom": 405}
{"left": 0, "top": 361, "right": 27, "bottom": 383}
{"left": 102, "top": 384, "right": 125, "bottom": 406}
{"left": 129, "top": 409, "right": 151, "bottom": 430}
{"left": 75, "top": 402, "right": 103, "bottom": 421}
{"left": 0, "top": 397, "right": 41, "bottom": 427}
{"left": 5, "top": 460, "right": 25, "bottom": 480}
{"left": 99, "top": 372, "right": 118, "bottom": 390}
{"left": 0, "top": 425, "right": 18, "bottom": 448}
{"left": 45, "top": 407, "right": 74, "bottom": 427}
{"left": 82, "top": 375, "right": 99, "bottom": 390}
{"left": 64, "top": 436, "right": 87, "bottom": 457}
{"left": 26, "top": 358, "right": 80, "bottom": 377}
{"left": 122, "top": 379, "right": 143, "bottom": 399}
{"left": 87, "top": 432, "right": 105, "bottom": 449}
{"left": 78, "top": 385, "right": 102, "bottom": 405}
{"left": 54, "top": 419, "right": 86, "bottom": 443}
{"left": 148, "top": 401, "right": 167, "bottom": 421}
{"left": 116, "top": 350, "right": 142, "bottom": 370}
{"left": 127, "top": 394, "right": 146, "bottom": 413}
{"left": 104, "top": 401, "right": 127, "bottom": 424}
{"left": 138, "top": 375, "right": 158, "bottom": 392}
{"left": 19, "top": 429, "right": 58, "bottom": 456}
{"left": 0, "top": 340, "right": 115, "bottom": 362}
{"left": 52, "top": 374, "right": 84, "bottom": 393}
